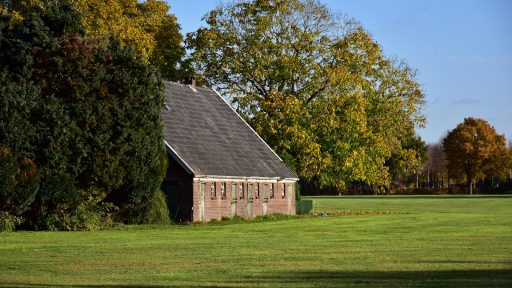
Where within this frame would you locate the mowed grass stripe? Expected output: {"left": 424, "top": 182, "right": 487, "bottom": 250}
{"left": 1, "top": 196, "right": 511, "bottom": 287}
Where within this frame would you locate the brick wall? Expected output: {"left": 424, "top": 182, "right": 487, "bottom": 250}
{"left": 192, "top": 179, "right": 296, "bottom": 222}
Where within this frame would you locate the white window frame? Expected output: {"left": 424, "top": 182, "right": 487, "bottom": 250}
{"left": 221, "top": 182, "right": 226, "bottom": 199}
{"left": 210, "top": 182, "right": 216, "bottom": 199}
{"left": 239, "top": 183, "right": 245, "bottom": 199}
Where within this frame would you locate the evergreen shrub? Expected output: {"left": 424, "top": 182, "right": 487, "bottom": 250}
{"left": 141, "top": 190, "right": 171, "bottom": 224}
{"left": 0, "top": 212, "right": 23, "bottom": 232}
{"left": 0, "top": 2, "right": 166, "bottom": 229}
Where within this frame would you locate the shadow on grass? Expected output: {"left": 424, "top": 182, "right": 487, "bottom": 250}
{"left": 2, "top": 269, "right": 511, "bottom": 288}
{"left": 250, "top": 269, "right": 512, "bottom": 287}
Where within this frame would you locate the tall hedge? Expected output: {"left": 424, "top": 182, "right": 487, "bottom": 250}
{"left": 0, "top": 2, "right": 167, "bottom": 229}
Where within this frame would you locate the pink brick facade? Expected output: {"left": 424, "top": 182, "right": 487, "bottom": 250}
{"left": 191, "top": 179, "right": 296, "bottom": 222}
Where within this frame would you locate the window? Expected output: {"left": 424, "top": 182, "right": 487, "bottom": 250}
{"left": 255, "top": 183, "right": 259, "bottom": 199}
{"left": 239, "top": 183, "right": 245, "bottom": 199}
{"left": 281, "top": 183, "right": 286, "bottom": 199}
{"left": 221, "top": 182, "right": 226, "bottom": 199}
{"left": 269, "top": 183, "right": 274, "bottom": 199}
{"left": 248, "top": 183, "right": 253, "bottom": 200}
{"left": 210, "top": 182, "right": 216, "bottom": 199}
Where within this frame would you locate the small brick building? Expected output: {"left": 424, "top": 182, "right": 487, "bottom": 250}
{"left": 161, "top": 81, "right": 299, "bottom": 222}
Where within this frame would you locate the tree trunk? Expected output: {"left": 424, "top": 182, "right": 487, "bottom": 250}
{"left": 468, "top": 179, "right": 473, "bottom": 195}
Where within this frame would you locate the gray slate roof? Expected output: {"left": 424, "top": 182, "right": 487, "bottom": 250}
{"left": 161, "top": 81, "right": 298, "bottom": 180}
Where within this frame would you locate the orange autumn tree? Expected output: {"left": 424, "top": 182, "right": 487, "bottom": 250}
{"left": 442, "top": 118, "right": 510, "bottom": 194}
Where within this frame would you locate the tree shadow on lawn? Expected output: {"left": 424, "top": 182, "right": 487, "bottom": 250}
{"left": 252, "top": 269, "right": 512, "bottom": 287}
{"left": 2, "top": 269, "right": 511, "bottom": 288}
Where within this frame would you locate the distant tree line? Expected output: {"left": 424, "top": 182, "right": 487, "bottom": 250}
{"left": 379, "top": 118, "right": 511, "bottom": 195}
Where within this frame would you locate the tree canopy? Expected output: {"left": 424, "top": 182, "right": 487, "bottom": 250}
{"left": 70, "top": 0, "right": 189, "bottom": 80}
{"left": 442, "top": 118, "right": 510, "bottom": 194}
{"left": 0, "top": 1, "right": 167, "bottom": 229}
{"left": 187, "top": 0, "right": 425, "bottom": 189}
{"left": 3, "top": 0, "right": 189, "bottom": 81}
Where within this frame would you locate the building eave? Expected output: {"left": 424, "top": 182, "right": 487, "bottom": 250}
{"left": 193, "top": 175, "right": 299, "bottom": 182}
{"left": 163, "top": 140, "right": 195, "bottom": 175}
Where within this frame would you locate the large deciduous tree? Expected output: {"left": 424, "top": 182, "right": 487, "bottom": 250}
{"left": 187, "top": 0, "right": 425, "bottom": 189}
{"left": 442, "top": 118, "right": 509, "bottom": 195}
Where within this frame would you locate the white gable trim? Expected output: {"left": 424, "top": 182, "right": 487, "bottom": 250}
{"left": 163, "top": 140, "right": 195, "bottom": 175}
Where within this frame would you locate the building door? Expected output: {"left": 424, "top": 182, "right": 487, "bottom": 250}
{"left": 246, "top": 183, "right": 253, "bottom": 219}
{"left": 231, "top": 183, "right": 237, "bottom": 217}
{"left": 199, "top": 182, "right": 206, "bottom": 222}
{"left": 161, "top": 180, "right": 180, "bottom": 221}
{"left": 262, "top": 183, "right": 268, "bottom": 215}
{"left": 288, "top": 183, "right": 293, "bottom": 214}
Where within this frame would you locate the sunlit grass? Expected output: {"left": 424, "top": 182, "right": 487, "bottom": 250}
{"left": 1, "top": 195, "right": 511, "bottom": 287}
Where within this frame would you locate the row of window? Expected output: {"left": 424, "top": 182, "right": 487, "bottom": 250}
{"left": 208, "top": 182, "right": 291, "bottom": 200}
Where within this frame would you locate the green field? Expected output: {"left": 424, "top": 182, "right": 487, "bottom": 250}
{"left": 1, "top": 196, "right": 511, "bottom": 287}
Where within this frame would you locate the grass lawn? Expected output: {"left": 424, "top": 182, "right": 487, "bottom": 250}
{"left": 1, "top": 195, "right": 511, "bottom": 287}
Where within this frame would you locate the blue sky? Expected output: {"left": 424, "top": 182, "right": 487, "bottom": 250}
{"left": 167, "top": 0, "right": 512, "bottom": 144}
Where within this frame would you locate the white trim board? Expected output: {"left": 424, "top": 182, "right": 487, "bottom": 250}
{"left": 163, "top": 140, "right": 195, "bottom": 175}
{"left": 193, "top": 177, "right": 298, "bottom": 183}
